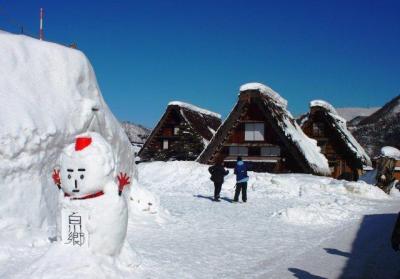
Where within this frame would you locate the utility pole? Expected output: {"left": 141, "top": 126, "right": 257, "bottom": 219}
{"left": 39, "top": 8, "right": 44, "bottom": 40}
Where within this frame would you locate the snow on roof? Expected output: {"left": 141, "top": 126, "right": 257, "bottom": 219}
{"left": 380, "top": 146, "right": 400, "bottom": 160}
{"left": 310, "top": 100, "right": 372, "bottom": 166}
{"left": 168, "top": 101, "right": 221, "bottom": 119}
{"left": 311, "top": 100, "right": 349, "bottom": 125}
{"left": 311, "top": 100, "right": 339, "bottom": 116}
{"left": 140, "top": 100, "right": 222, "bottom": 159}
{"left": 240, "top": 82, "right": 288, "bottom": 109}
{"left": 280, "top": 117, "right": 331, "bottom": 175}
{"left": 251, "top": 89, "right": 330, "bottom": 175}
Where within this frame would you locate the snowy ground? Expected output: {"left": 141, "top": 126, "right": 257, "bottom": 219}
{"left": 1, "top": 161, "right": 400, "bottom": 278}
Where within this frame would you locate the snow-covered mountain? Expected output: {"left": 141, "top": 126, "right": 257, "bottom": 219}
{"left": 351, "top": 95, "right": 400, "bottom": 157}
{"left": 358, "top": 95, "right": 400, "bottom": 125}
{"left": 120, "top": 121, "right": 151, "bottom": 144}
{"left": 336, "top": 107, "right": 380, "bottom": 121}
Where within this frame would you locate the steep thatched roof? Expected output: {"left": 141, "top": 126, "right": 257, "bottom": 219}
{"left": 197, "top": 83, "right": 330, "bottom": 175}
{"left": 168, "top": 101, "right": 221, "bottom": 144}
{"left": 303, "top": 100, "right": 372, "bottom": 167}
{"left": 138, "top": 101, "right": 221, "bottom": 157}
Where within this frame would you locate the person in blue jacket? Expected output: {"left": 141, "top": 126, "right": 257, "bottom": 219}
{"left": 233, "top": 156, "right": 249, "bottom": 202}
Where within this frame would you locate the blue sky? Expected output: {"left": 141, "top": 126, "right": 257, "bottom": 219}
{"left": 1, "top": 0, "right": 399, "bottom": 127}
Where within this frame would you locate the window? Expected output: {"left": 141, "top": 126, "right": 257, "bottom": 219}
{"left": 163, "top": 139, "right": 169, "bottom": 150}
{"left": 245, "top": 123, "right": 264, "bottom": 141}
{"left": 313, "top": 122, "right": 324, "bottom": 137}
{"left": 229, "top": 146, "right": 248, "bottom": 156}
{"left": 173, "top": 127, "right": 180, "bottom": 135}
{"left": 261, "top": 146, "right": 281, "bottom": 156}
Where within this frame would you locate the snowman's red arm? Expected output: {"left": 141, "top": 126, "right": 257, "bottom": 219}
{"left": 52, "top": 169, "right": 61, "bottom": 190}
{"left": 117, "top": 172, "right": 130, "bottom": 196}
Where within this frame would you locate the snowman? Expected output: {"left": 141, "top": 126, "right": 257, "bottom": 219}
{"left": 52, "top": 132, "right": 131, "bottom": 256}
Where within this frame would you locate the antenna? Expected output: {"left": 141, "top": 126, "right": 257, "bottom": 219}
{"left": 39, "top": 8, "right": 44, "bottom": 40}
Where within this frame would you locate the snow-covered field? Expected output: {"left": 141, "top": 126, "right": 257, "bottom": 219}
{"left": 1, "top": 161, "right": 399, "bottom": 278}
{"left": 129, "top": 162, "right": 400, "bottom": 279}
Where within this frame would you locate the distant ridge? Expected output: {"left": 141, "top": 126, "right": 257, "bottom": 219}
{"left": 351, "top": 95, "right": 400, "bottom": 157}
{"left": 358, "top": 95, "right": 400, "bottom": 125}
{"left": 336, "top": 107, "right": 380, "bottom": 122}
{"left": 120, "top": 121, "right": 151, "bottom": 145}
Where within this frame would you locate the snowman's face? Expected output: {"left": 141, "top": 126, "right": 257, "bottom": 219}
{"left": 60, "top": 153, "right": 112, "bottom": 197}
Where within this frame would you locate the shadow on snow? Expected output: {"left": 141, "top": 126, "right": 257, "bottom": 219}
{"left": 288, "top": 268, "right": 327, "bottom": 279}
{"left": 334, "top": 213, "right": 400, "bottom": 279}
{"left": 193, "top": 195, "right": 235, "bottom": 203}
{"left": 289, "top": 213, "right": 400, "bottom": 279}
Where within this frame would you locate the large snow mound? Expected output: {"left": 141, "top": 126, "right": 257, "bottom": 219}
{"left": 0, "top": 31, "right": 137, "bottom": 228}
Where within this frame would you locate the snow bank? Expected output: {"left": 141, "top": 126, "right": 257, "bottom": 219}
{"left": 168, "top": 101, "right": 221, "bottom": 118}
{"left": 0, "top": 31, "right": 141, "bottom": 229}
{"left": 380, "top": 146, "right": 400, "bottom": 160}
{"left": 139, "top": 161, "right": 388, "bottom": 226}
{"left": 240, "top": 82, "right": 288, "bottom": 108}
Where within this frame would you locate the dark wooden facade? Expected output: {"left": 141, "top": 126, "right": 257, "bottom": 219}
{"left": 197, "top": 88, "right": 330, "bottom": 175}
{"left": 217, "top": 101, "right": 304, "bottom": 172}
{"left": 138, "top": 102, "right": 221, "bottom": 161}
{"left": 302, "top": 106, "right": 367, "bottom": 180}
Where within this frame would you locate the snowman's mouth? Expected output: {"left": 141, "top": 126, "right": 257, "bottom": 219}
{"left": 72, "top": 189, "right": 80, "bottom": 193}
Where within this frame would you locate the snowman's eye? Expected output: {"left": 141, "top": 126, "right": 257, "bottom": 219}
{"left": 80, "top": 175, "right": 84, "bottom": 180}
{"left": 68, "top": 174, "right": 71, "bottom": 179}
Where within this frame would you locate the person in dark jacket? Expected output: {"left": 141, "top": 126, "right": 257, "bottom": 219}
{"left": 233, "top": 156, "right": 249, "bottom": 203}
{"left": 392, "top": 212, "right": 400, "bottom": 251}
{"left": 208, "top": 157, "right": 229, "bottom": 201}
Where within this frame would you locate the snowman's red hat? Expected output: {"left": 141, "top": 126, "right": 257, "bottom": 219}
{"left": 75, "top": 136, "right": 92, "bottom": 151}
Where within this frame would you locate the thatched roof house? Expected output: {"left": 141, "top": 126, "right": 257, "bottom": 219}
{"left": 138, "top": 101, "right": 221, "bottom": 161}
{"left": 301, "top": 100, "right": 371, "bottom": 180}
{"left": 197, "top": 83, "right": 330, "bottom": 175}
